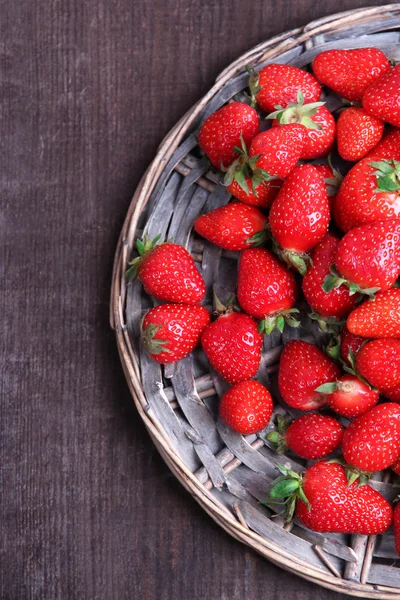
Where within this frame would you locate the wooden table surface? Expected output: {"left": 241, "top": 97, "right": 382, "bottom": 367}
{"left": 1, "top": 1, "right": 383, "bottom": 598}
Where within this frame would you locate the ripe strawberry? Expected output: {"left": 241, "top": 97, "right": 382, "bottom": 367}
{"left": 333, "top": 159, "right": 400, "bottom": 232}
{"left": 248, "top": 125, "right": 304, "bottom": 178}
{"left": 269, "top": 94, "right": 336, "bottom": 160}
{"left": 367, "top": 128, "right": 400, "bottom": 161}
{"left": 193, "top": 203, "right": 267, "bottom": 251}
{"left": 337, "top": 107, "right": 384, "bottom": 162}
{"left": 219, "top": 380, "right": 273, "bottom": 434}
{"left": 363, "top": 64, "right": 400, "bottom": 127}
{"left": 347, "top": 288, "right": 400, "bottom": 339}
{"left": 342, "top": 403, "right": 400, "bottom": 473}
{"left": 278, "top": 340, "right": 340, "bottom": 411}
{"left": 126, "top": 236, "right": 206, "bottom": 304}
{"left": 141, "top": 304, "right": 210, "bottom": 365}
{"left": 324, "top": 219, "right": 400, "bottom": 295}
{"left": 392, "top": 458, "right": 400, "bottom": 476}
{"left": 302, "top": 234, "right": 358, "bottom": 323}
{"left": 356, "top": 338, "right": 400, "bottom": 391}
{"left": 269, "top": 461, "right": 393, "bottom": 534}
{"left": 201, "top": 310, "right": 262, "bottom": 384}
{"left": 340, "top": 326, "right": 366, "bottom": 366}
{"left": 315, "top": 162, "right": 342, "bottom": 208}
{"left": 250, "top": 63, "right": 321, "bottom": 114}
{"left": 198, "top": 102, "right": 259, "bottom": 169}
{"left": 394, "top": 503, "right": 400, "bottom": 557}
{"left": 385, "top": 383, "right": 400, "bottom": 403}
{"left": 269, "top": 164, "right": 330, "bottom": 273}
{"left": 227, "top": 177, "right": 282, "bottom": 209}
{"left": 237, "top": 249, "right": 299, "bottom": 334}
{"left": 267, "top": 413, "right": 343, "bottom": 460}
{"left": 316, "top": 374, "right": 379, "bottom": 418}
{"left": 312, "top": 48, "right": 391, "bottom": 102}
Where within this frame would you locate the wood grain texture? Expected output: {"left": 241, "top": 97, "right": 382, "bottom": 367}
{"left": 0, "top": 0, "right": 382, "bottom": 598}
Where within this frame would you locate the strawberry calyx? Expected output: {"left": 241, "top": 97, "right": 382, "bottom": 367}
{"left": 258, "top": 308, "right": 301, "bottom": 335}
{"left": 264, "top": 464, "right": 310, "bottom": 522}
{"left": 308, "top": 310, "right": 345, "bottom": 334}
{"left": 328, "top": 458, "right": 373, "bottom": 487}
{"left": 266, "top": 90, "right": 324, "bottom": 130}
{"left": 369, "top": 160, "right": 400, "bottom": 194}
{"left": 315, "top": 349, "right": 377, "bottom": 394}
{"left": 223, "top": 135, "right": 277, "bottom": 195}
{"left": 212, "top": 290, "right": 239, "bottom": 317}
{"left": 247, "top": 66, "right": 262, "bottom": 108}
{"left": 322, "top": 265, "right": 380, "bottom": 298}
{"left": 324, "top": 334, "right": 341, "bottom": 362}
{"left": 266, "top": 415, "right": 289, "bottom": 454}
{"left": 141, "top": 321, "right": 171, "bottom": 356}
{"left": 324, "top": 154, "right": 343, "bottom": 196}
{"left": 125, "top": 234, "right": 162, "bottom": 279}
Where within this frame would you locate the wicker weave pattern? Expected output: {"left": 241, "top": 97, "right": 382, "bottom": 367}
{"left": 111, "top": 6, "right": 400, "bottom": 597}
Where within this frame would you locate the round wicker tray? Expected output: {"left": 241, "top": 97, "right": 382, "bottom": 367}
{"left": 110, "top": 6, "right": 400, "bottom": 597}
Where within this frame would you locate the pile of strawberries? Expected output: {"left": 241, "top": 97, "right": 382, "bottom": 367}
{"left": 128, "top": 49, "right": 400, "bottom": 546}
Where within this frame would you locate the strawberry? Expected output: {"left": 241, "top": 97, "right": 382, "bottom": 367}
{"left": 193, "top": 203, "right": 267, "bottom": 251}
{"left": 367, "top": 128, "right": 400, "bottom": 161}
{"left": 347, "top": 288, "right": 400, "bottom": 339}
{"left": 141, "top": 304, "right": 210, "bottom": 365}
{"left": 363, "top": 64, "right": 400, "bottom": 128}
{"left": 237, "top": 248, "right": 299, "bottom": 334}
{"left": 385, "top": 383, "right": 400, "bottom": 403}
{"left": 269, "top": 461, "right": 393, "bottom": 534}
{"left": 302, "top": 234, "right": 358, "bottom": 324}
{"left": 198, "top": 101, "right": 259, "bottom": 169}
{"left": 392, "top": 458, "right": 400, "bottom": 476}
{"left": 340, "top": 326, "right": 366, "bottom": 366}
{"left": 269, "top": 164, "right": 330, "bottom": 273}
{"left": 201, "top": 309, "right": 263, "bottom": 384}
{"left": 219, "top": 380, "right": 273, "bottom": 434}
{"left": 316, "top": 374, "right": 379, "bottom": 418}
{"left": 227, "top": 177, "right": 282, "bottom": 209}
{"left": 324, "top": 219, "right": 400, "bottom": 295}
{"left": 312, "top": 48, "right": 391, "bottom": 102}
{"left": 356, "top": 338, "right": 400, "bottom": 391}
{"left": 126, "top": 236, "right": 206, "bottom": 304}
{"left": 394, "top": 503, "right": 400, "bottom": 558}
{"left": 342, "top": 403, "right": 400, "bottom": 473}
{"left": 250, "top": 63, "right": 321, "bottom": 114}
{"left": 333, "top": 159, "right": 400, "bottom": 232}
{"left": 278, "top": 340, "right": 340, "bottom": 411}
{"left": 268, "top": 93, "right": 336, "bottom": 160}
{"left": 267, "top": 413, "right": 343, "bottom": 460}
{"left": 337, "top": 107, "right": 384, "bottom": 162}
{"left": 314, "top": 162, "right": 342, "bottom": 208}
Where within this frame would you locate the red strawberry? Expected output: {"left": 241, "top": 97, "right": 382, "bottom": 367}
{"left": 392, "top": 458, "right": 400, "bottom": 476}
{"left": 198, "top": 102, "right": 259, "bottom": 169}
{"left": 347, "top": 288, "right": 400, "bottom": 339}
{"left": 324, "top": 219, "right": 400, "bottom": 295}
{"left": 337, "top": 107, "right": 384, "bottom": 162}
{"left": 385, "top": 383, "right": 400, "bottom": 403}
{"left": 363, "top": 64, "right": 400, "bottom": 128}
{"left": 251, "top": 63, "right": 321, "bottom": 114}
{"left": 227, "top": 177, "right": 282, "bottom": 209}
{"left": 219, "top": 380, "right": 273, "bottom": 434}
{"left": 367, "top": 128, "right": 400, "bottom": 161}
{"left": 267, "top": 413, "right": 343, "bottom": 460}
{"left": 193, "top": 203, "right": 267, "bottom": 251}
{"left": 237, "top": 248, "right": 298, "bottom": 334}
{"left": 312, "top": 48, "right": 391, "bottom": 102}
{"left": 248, "top": 125, "right": 304, "bottom": 178}
{"left": 269, "top": 96, "right": 336, "bottom": 160}
{"left": 201, "top": 310, "right": 262, "bottom": 384}
{"left": 270, "top": 461, "right": 393, "bottom": 534}
{"left": 126, "top": 236, "right": 206, "bottom": 304}
{"left": 269, "top": 164, "right": 330, "bottom": 273}
{"left": 340, "top": 326, "right": 366, "bottom": 366}
{"left": 357, "top": 338, "right": 400, "bottom": 391}
{"left": 334, "top": 159, "right": 400, "bottom": 232}
{"left": 342, "top": 403, "right": 400, "bottom": 473}
{"left": 302, "top": 234, "right": 358, "bottom": 323}
{"left": 141, "top": 304, "right": 210, "bottom": 365}
{"left": 394, "top": 503, "right": 400, "bottom": 557}
{"left": 278, "top": 340, "right": 340, "bottom": 411}
{"left": 314, "top": 162, "right": 342, "bottom": 208}
{"left": 316, "top": 374, "right": 379, "bottom": 419}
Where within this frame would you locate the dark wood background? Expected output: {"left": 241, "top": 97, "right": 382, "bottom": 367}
{"left": 0, "top": 1, "right": 382, "bottom": 598}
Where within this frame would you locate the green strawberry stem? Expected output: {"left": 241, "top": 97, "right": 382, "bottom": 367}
{"left": 324, "top": 334, "right": 342, "bottom": 362}
{"left": 141, "top": 321, "right": 171, "bottom": 356}
{"left": 246, "top": 66, "right": 262, "bottom": 108}
{"left": 263, "top": 465, "right": 310, "bottom": 522}
{"left": 322, "top": 265, "right": 380, "bottom": 298}
{"left": 266, "top": 90, "right": 324, "bottom": 130}
{"left": 369, "top": 160, "right": 400, "bottom": 194}
{"left": 125, "top": 234, "right": 162, "bottom": 279}
{"left": 328, "top": 458, "right": 374, "bottom": 487}
{"left": 258, "top": 308, "right": 301, "bottom": 335}
{"left": 308, "top": 310, "right": 345, "bottom": 334}
{"left": 266, "top": 415, "right": 289, "bottom": 454}
{"left": 271, "top": 236, "right": 311, "bottom": 275}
